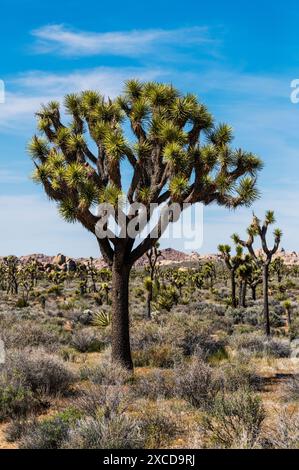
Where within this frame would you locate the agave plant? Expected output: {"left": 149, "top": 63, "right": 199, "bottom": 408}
{"left": 93, "top": 310, "right": 112, "bottom": 329}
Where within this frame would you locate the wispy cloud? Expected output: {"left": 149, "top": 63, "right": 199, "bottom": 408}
{"left": 0, "top": 169, "right": 27, "bottom": 183}
{"left": 31, "top": 24, "right": 214, "bottom": 57}
{"left": 0, "top": 66, "right": 165, "bottom": 132}
{"left": 0, "top": 194, "right": 97, "bottom": 257}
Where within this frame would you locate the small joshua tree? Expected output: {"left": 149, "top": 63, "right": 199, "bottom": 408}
{"left": 4, "top": 256, "right": 19, "bottom": 295}
{"left": 271, "top": 257, "right": 285, "bottom": 284}
{"left": 29, "top": 80, "right": 262, "bottom": 368}
{"left": 233, "top": 211, "right": 282, "bottom": 336}
{"left": 247, "top": 261, "right": 262, "bottom": 301}
{"left": 87, "top": 257, "right": 98, "bottom": 293}
{"left": 236, "top": 255, "right": 253, "bottom": 308}
{"left": 218, "top": 244, "right": 243, "bottom": 307}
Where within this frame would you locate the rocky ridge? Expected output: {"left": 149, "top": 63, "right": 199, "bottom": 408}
{"left": 1, "top": 248, "right": 298, "bottom": 269}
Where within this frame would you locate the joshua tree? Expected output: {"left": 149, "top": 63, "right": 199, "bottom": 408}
{"left": 29, "top": 80, "right": 262, "bottom": 368}
{"left": 236, "top": 255, "right": 253, "bottom": 308}
{"left": 144, "top": 242, "right": 162, "bottom": 319}
{"left": 202, "top": 261, "right": 217, "bottom": 289}
{"left": 87, "top": 257, "right": 98, "bottom": 293}
{"left": 271, "top": 257, "right": 285, "bottom": 284}
{"left": 218, "top": 244, "right": 243, "bottom": 307}
{"left": 4, "top": 256, "right": 19, "bottom": 295}
{"left": 100, "top": 282, "right": 110, "bottom": 304}
{"left": 233, "top": 211, "right": 282, "bottom": 336}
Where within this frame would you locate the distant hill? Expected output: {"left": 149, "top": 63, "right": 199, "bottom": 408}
{"left": 1, "top": 248, "right": 298, "bottom": 267}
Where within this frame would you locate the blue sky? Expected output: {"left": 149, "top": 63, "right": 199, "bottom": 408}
{"left": 0, "top": 0, "right": 298, "bottom": 257}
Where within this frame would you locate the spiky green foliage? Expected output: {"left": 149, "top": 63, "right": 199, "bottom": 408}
{"left": 234, "top": 211, "right": 282, "bottom": 265}
{"left": 29, "top": 80, "right": 262, "bottom": 265}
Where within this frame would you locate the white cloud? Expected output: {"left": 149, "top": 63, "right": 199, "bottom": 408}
{"left": 31, "top": 24, "right": 213, "bottom": 57}
{"left": 0, "top": 194, "right": 98, "bottom": 257}
{"left": 0, "top": 67, "right": 165, "bottom": 132}
{"left": 0, "top": 169, "right": 26, "bottom": 183}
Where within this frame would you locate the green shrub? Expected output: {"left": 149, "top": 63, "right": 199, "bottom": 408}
{"left": 47, "top": 285, "right": 63, "bottom": 296}
{"left": 0, "top": 383, "right": 41, "bottom": 421}
{"left": 15, "top": 298, "right": 28, "bottom": 309}
{"left": 20, "top": 408, "right": 81, "bottom": 449}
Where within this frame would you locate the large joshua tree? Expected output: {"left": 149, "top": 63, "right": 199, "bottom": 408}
{"left": 28, "top": 80, "right": 262, "bottom": 369}
{"left": 233, "top": 211, "right": 282, "bottom": 336}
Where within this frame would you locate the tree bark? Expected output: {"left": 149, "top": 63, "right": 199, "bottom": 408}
{"left": 288, "top": 310, "right": 291, "bottom": 327}
{"left": 251, "top": 285, "right": 256, "bottom": 301}
{"left": 231, "top": 270, "right": 237, "bottom": 308}
{"left": 239, "top": 281, "right": 243, "bottom": 307}
{"left": 241, "top": 281, "right": 247, "bottom": 308}
{"left": 263, "top": 264, "right": 270, "bottom": 336}
{"left": 111, "top": 262, "right": 133, "bottom": 369}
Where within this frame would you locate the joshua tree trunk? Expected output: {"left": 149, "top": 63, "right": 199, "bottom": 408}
{"left": 241, "top": 281, "right": 247, "bottom": 308}
{"left": 287, "top": 310, "right": 291, "bottom": 329}
{"left": 111, "top": 261, "right": 133, "bottom": 370}
{"left": 146, "top": 287, "right": 153, "bottom": 320}
{"left": 238, "top": 281, "right": 247, "bottom": 307}
{"left": 263, "top": 264, "right": 270, "bottom": 336}
{"left": 286, "top": 307, "right": 292, "bottom": 330}
{"left": 231, "top": 270, "right": 237, "bottom": 308}
{"left": 251, "top": 285, "right": 257, "bottom": 301}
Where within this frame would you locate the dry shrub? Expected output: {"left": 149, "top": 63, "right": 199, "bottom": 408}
{"left": 133, "top": 369, "right": 176, "bottom": 400}
{"left": 4, "top": 349, "right": 76, "bottom": 396}
{"left": 263, "top": 408, "right": 299, "bottom": 449}
{"left": 175, "top": 357, "right": 221, "bottom": 409}
{"left": 201, "top": 390, "right": 265, "bottom": 448}
{"left": 80, "top": 357, "right": 131, "bottom": 386}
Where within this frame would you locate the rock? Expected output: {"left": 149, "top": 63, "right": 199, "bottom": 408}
{"left": 53, "top": 254, "right": 66, "bottom": 266}
{"left": 75, "top": 309, "right": 94, "bottom": 325}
